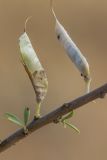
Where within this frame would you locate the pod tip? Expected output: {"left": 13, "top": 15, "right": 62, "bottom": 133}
{"left": 24, "top": 16, "right": 32, "bottom": 32}
{"left": 50, "top": 0, "right": 57, "bottom": 20}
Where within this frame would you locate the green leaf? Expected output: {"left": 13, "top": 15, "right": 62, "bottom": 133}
{"left": 5, "top": 113, "right": 24, "bottom": 127}
{"left": 64, "top": 121, "right": 80, "bottom": 133}
{"left": 61, "top": 111, "right": 74, "bottom": 122}
{"left": 24, "top": 107, "right": 30, "bottom": 126}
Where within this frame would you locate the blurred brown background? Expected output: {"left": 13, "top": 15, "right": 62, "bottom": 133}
{"left": 0, "top": 0, "right": 107, "bottom": 159}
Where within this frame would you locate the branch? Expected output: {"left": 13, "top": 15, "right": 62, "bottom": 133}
{"left": 0, "top": 83, "right": 107, "bottom": 153}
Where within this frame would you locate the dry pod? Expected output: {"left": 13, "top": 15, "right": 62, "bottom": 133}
{"left": 19, "top": 18, "right": 48, "bottom": 118}
{"left": 50, "top": 0, "right": 91, "bottom": 93}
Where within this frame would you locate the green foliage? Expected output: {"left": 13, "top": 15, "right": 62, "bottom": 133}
{"left": 5, "top": 107, "right": 30, "bottom": 134}
{"left": 5, "top": 113, "right": 24, "bottom": 127}
{"left": 24, "top": 107, "right": 30, "bottom": 126}
{"left": 61, "top": 111, "right": 74, "bottom": 121}
{"left": 60, "top": 111, "right": 80, "bottom": 134}
{"left": 62, "top": 120, "right": 80, "bottom": 133}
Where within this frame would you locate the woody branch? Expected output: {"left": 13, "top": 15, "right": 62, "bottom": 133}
{"left": 0, "top": 83, "right": 107, "bottom": 153}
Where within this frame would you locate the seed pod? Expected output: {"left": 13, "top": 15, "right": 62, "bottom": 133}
{"left": 19, "top": 32, "right": 44, "bottom": 74}
{"left": 19, "top": 18, "right": 48, "bottom": 118}
{"left": 50, "top": 0, "right": 91, "bottom": 93}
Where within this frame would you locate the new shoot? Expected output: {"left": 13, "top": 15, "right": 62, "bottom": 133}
{"left": 5, "top": 107, "right": 30, "bottom": 134}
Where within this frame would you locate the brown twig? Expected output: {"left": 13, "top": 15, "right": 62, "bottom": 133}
{"left": 0, "top": 83, "right": 107, "bottom": 153}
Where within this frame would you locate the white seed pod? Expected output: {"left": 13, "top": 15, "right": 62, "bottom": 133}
{"left": 19, "top": 18, "right": 44, "bottom": 74}
{"left": 50, "top": 0, "right": 91, "bottom": 93}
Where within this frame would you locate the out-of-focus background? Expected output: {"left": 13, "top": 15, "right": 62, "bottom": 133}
{"left": 0, "top": 0, "right": 107, "bottom": 159}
